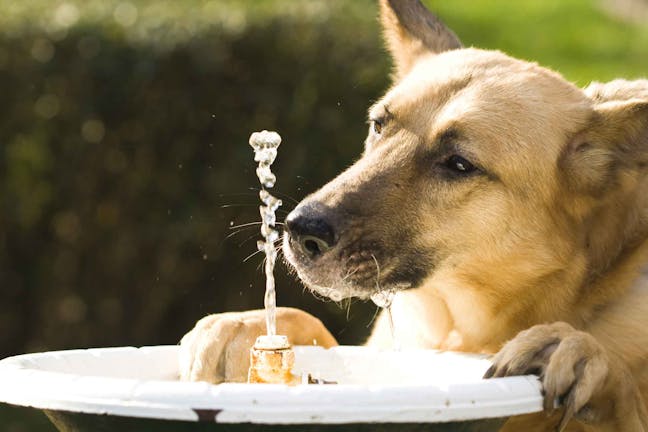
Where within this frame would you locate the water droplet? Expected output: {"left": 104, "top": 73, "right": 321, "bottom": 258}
{"left": 370, "top": 290, "right": 395, "bottom": 308}
{"left": 371, "top": 289, "right": 399, "bottom": 350}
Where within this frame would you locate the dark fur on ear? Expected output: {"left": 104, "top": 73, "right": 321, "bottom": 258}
{"left": 561, "top": 96, "right": 648, "bottom": 195}
{"left": 380, "top": 0, "right": 462, "bottom": 80}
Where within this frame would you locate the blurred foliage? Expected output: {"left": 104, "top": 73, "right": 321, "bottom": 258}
{"left": 432, "top": 0, "right": 648, "bottom": 83}
{"left": 0, "top": 0, "right": 646, "bottom": 431}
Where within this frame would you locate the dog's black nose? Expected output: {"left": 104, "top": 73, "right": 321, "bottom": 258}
{"left": 285, "top": 205, "right": 336, "bottom": 258}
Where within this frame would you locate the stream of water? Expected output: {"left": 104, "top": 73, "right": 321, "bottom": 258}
{"left": 249, "top": 130, "right": 282, "bottom": 336}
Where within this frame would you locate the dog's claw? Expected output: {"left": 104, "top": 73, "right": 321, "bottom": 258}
{"left": 483, "top": 364, "right": 496, "bottom": 379}
{"left": 488, "top": 322, "right": 616, "bottom": 430}
{"left": 556, "top": 390, "right": 576, "bottom": 432}
{"left": 543, "top": 395, "right": 554, "bottom": 416}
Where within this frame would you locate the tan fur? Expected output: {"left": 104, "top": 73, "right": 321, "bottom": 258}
{"left": 180, "top": 1, "right": 648, "bottom": 430}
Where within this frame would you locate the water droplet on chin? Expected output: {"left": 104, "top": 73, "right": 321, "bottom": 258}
{"left": 371, "top": 289, "right": 395, "bottom": 308}
{"left": 371, "top": 289, "right": 400, "bottom": 350}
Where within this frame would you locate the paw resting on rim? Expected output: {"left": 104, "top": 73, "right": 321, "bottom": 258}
{"left": 484, "top": 322, "right": 645, "bottom": 432}
{"left": 178, "top": 307, "right": 337, "bottom": 384}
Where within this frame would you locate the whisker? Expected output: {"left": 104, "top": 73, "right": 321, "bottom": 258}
{"left": 247, "top": 187, "right": 301, "bottom": 206}
{"left": 243, "top": 248, "right": 265, "bottom": 263}
{"left": 346, "top": 297, "right": 353, "bottom": 321}
{"left": 223, "top": 227, "right": 257, "bottom": 241}
{"left": 341, "top": 267, "right": 360, "bottom": 282}
{"left": 371, "top": 254, "right": 381, "bottom": 291}
{"left": 237, "top": 233, "right": 260, "bottom": 247}
{"left": 229, "top": 221, "right": 285, "bottom": 230}
{"left": 366, "top": 305, "right": 381, "bottom": 328}
{"left": 245, "top": 239, "right": 284, "bottom": 264}
{"left": 229, "top": 221, "right": 262, "bottom": 229}
{"left": 220, "top": 203, "right": 257, "bottom": 209}
{"left": 257, "top": 256, "right": 268, "bottom": 272}
{"left": 217, "top": 192, "right": 261, "bottom": 198}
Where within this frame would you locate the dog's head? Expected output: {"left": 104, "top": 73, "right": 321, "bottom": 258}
{"left": 283, "top": 0, "right": 648, "bottom": 312}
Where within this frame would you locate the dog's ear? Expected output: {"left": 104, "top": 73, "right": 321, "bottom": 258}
{"left": 380, "top": 0, "right": 462, "bottom": 80}
{"left": 561, "top": 97, "right": 648, "bottom": 195}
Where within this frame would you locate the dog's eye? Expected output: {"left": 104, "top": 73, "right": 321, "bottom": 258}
{"left": 372, "top": 119, "right": 383, "bottom": 135}
{"left": 444, "top": 155, "right": 476, "bottom": 173}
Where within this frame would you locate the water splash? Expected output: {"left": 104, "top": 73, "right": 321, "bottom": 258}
{"left": 250, "top": 130, "right": 280, "bottom": 187}
{"left": 249, "top": 130, "right": 283, "bottom": 336}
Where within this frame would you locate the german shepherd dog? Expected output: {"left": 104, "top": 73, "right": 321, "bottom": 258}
{"left": 180, "top": 1, "right": 648, "bottom": 430}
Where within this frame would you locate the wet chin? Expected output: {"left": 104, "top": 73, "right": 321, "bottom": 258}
{"left": 283, "top": 250, "right": 412, "bottom": 302}
{"left": 282, "top": 236, "right": 430, "bottom": 301}
{"left": 285, "top": 259, "right": 365, "bottom": 302}
{"left": 283, "top": 244, "right": 368, "bottom": 301}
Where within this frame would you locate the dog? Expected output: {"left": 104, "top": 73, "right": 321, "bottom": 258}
{"left": 179, "top": 1, "right": 648, "bottom": 430}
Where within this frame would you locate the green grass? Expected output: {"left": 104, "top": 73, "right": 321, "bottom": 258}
{"left": 427, "top": 0, "right": 648, "bottom": 85}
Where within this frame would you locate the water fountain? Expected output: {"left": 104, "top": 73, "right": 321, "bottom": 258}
{"left": 0, "top": 130, "right": 544, "bottom": 431}
{"left": 247, "top": 130, "right": 298, "bottom": 385}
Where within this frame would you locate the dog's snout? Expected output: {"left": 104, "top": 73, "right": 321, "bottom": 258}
{"left": 286, "top": 206, "right": 336, "bottom": 258}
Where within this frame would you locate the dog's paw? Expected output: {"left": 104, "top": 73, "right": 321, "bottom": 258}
{"left": 178, "top": 308, "right": 337, "bottom": 384}
{"left": 484, "top": 322, "right": 612, "bottom": 431}
{"left": 178, "top": 311, "right": 265, "bottom": 384}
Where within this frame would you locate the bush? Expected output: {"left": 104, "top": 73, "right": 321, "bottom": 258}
{"left": 0, "top": 0, "right": 389, "bottom": 363}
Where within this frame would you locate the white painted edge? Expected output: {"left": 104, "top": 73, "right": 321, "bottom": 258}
{"left": 0, "top": 345, "right": 543, "bottom": 424}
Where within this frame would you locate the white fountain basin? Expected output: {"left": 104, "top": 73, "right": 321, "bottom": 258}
{"left": 0, "top": 345, "right": 542, "bottom": 431}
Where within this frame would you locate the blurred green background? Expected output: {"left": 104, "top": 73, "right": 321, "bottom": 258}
{"left": 0, "top": 0, "right": 646, "bottom": 430}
